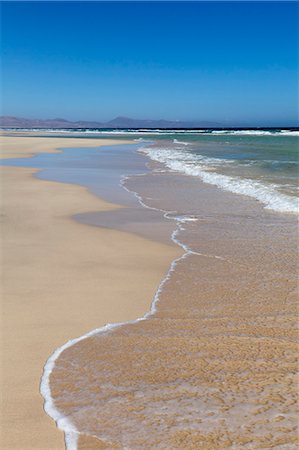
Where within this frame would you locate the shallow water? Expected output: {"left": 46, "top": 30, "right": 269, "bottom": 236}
{"left": 0, "top": 144, "right": 147, "bottom": 206}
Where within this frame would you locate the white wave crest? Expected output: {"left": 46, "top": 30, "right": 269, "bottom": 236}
{"left": 2, "top": 128, "right": 298, "bottom": 137}
{"left": 141, "top": 147, "right": 299, "bottom": 214}
{"left": 173, "top": 139, "right": 190, "bottom": 145}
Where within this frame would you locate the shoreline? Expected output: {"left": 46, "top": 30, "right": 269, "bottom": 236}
{"left": 42, "top": 178, "right": 193, "bottom": 449}
{"left": 48, "top": 142, "right": 298, "bottom": 448}
{"left": 1, "top": 136, "right": 181, "bottom": 449}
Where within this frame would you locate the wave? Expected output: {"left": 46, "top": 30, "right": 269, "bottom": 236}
{"left": 1, "top": 127, "right": 299, "bottom": 137}
{"left": 173, "top": 139, "right": 190, "bottom": 145}
{"left": 210, "top": 130, "right": 299, "bottom": 136}
{"left": 141, "top": 146, "right": 299, "bottom": 214}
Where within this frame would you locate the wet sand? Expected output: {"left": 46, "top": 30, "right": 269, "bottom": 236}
{"left": 0, "top": 136, "right": 181, "bottom": 449}
{"left": 0, "top": 135, "right": 133, "bottom": 159}
{"left": 51, "top": 167, "right": 298, "bottom": 448}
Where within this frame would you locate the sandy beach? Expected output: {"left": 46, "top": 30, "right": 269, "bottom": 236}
{"left": 0, "top": 136, "right": 181, "bottom": 449}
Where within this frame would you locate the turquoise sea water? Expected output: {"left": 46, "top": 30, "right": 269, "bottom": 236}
{"left": 139, "top": 132, "right": 299, "bottom": 213}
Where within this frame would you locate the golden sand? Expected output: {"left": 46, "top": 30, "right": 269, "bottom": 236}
{"left": 0, "top": 136, "right": 181, "bottom": 449}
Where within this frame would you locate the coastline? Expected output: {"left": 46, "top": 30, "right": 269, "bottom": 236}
{"left": 0, "top": 136, "right": 181, "bottom": 449}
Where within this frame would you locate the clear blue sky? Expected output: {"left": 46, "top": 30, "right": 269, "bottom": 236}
{"left": 1, "top": 1, "right": 298, "bottom": 126}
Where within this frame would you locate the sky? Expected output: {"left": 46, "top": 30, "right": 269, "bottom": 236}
{"left": 1, "top": 1, "right": 298, "bottom": 126}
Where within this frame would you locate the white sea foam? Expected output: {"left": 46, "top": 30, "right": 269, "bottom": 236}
{"left": 141, "top": 147, "right": 299, "bottom": 214}
{"left": 40, "top": 241, "right": 191, "bottom": 449}
{"left": 173, "top": 139, "right": 190, "bottom": 145}
{"left": 278, "top": 130, "right": 299, "bottom": 136}
{"left": 2, "top": 127, "right": 299, "bottom": 137}
{"left": 40, "top": 321, "right": 129, "bottom": 449}
{"left": 211, "top": 130, "right": 274, "bottom": 136}
{"left": 174, "top": 215, "right": 198, "bottom": 223}
{"left": 211, "top": 130, "right": 299, "bottom": 137}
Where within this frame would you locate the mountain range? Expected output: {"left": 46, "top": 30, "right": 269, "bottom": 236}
{"left": 0, "top": 115, "right": 221, "bottom": 129}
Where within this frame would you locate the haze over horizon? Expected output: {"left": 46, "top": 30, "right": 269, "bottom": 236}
{"left": 1, "top": 1, "right": 298, "bottom": 126}
{"left": 1, "top": 114, "right": 298, "bottom": 129}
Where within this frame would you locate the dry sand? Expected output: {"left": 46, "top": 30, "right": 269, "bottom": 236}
{"left": 0, "top": 136, "right": 181, "bottom": 449}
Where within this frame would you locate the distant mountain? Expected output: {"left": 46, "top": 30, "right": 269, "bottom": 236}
{"left": 105, "top": 116, "right": 220, "bottom": 128}
{"left": 0, "top": 116, "right": 105, "bottom": 128}
{"left": 0, "top": 115, "right": 221, "bottom": 129}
